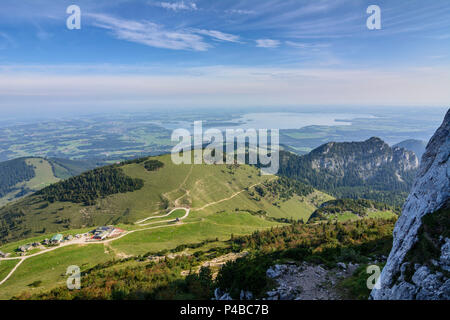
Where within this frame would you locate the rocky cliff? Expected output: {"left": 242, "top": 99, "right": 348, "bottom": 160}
{"left": 309, "top": 137, "right": 419, "bottom": 178}
{"left": 278, "top": 137, "right": 419, "bottom": 206}
{"left": 393, "top": 139, "right": 427, "bottom": 162}
{"left": 371, "top": 109, "right": 450, "bottom": 300}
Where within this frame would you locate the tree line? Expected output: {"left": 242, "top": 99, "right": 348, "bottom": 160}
{"left": 0, "top": 158, "right": 35, "bottom": 197}
{"left": 36, "top": 165, "right": 144, "bottom": 205}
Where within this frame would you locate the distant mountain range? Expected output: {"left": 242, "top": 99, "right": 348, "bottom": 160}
{"left": 1, "top": 136, "right": 422, "bottom": 211}
{"left": 278, "top": 137, "right": 420, "bottom": 207}
{"left": 393, "top": 139, "right": 427, "bottom": 161}
{"left": 0, "top": 136, "right": 425, "bottom": 299}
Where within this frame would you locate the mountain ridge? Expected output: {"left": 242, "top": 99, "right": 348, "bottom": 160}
{"left": 393, "top": 139, "right": 427, "bottom": 162}
{"left": 278, "top": 136, "right": 419, "bottom": 206}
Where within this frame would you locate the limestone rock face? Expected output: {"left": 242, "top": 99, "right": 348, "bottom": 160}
{"left": 371, "top": 109, "right": 450, "bottom": 300}
{"left": 309, "top": 137, "right": 419, "bottom": 181}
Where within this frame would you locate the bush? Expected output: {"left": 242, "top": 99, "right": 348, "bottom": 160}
{"left": 144, "top": 160, "right": 164, "bottom": 172}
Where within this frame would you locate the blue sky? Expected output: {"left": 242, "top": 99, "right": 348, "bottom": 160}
{"left": 0, "top": 0, "right": 449, "bottom": 116}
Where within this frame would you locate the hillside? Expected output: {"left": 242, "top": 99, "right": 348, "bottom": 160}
{"left": 0, "top": 150, "right": 406, "bottom": 300}
{"left": 393, "top": 139, "right": 427, "bottom": 161}
{"left": 0, "top": 157, "right": 99, "bottom": 207}
{"left": 24, "top": 217, "right": 396, "bottom": 300}
{"left": 0, "top": 153, "right": 338, "bottom": 298}
{"left": 278, "top": 137, "right": 419, "bottom": 207}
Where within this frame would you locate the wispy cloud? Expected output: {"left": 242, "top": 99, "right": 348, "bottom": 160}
{"left": 88, "top": 14, "right": 193, "bottom": 51}
{"left": 285, "top": 41, "right": 331, "bottom": 49}
{"left": 158, "top": 1, "right": 197, "bottom": 11}
{"left": 0, "top": 32, "right": 14, "bottom": 50}
{"left": 226, "top": 9, "right": 255, "bottom": 15}
{"left": 193, "top": 29, "right": 241, "bottom": 43}
{"left": 88, "top": 13, "right": 242, "bottom": 51}
{"left": 256, "top": 39, "right": 280, "bottom": 48}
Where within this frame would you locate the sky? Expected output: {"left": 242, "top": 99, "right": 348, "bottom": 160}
{"left": 0, "top": 0, "right": 449, "bottom": 117}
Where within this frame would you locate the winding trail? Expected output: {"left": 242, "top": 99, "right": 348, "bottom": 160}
{"left": 135, "top": 207, "right": 186, "bottom": 225}
{"left": 194, "top": 181, "right": 269, "bottom": 212}
{"left": 0, "top": 177, "right": 270, "bottom": 287}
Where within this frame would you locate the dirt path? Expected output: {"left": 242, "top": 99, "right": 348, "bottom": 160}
{"left": 134, "top": 208, "right": 190, "bottom": 227}
{"left": 0, "top": 259, "right": 24, "bottom": 286}
{"left": 192, "top": 179, "right": 273, "bottom": 211}
{"left": 193, "top": 181, "right": 269, "bottom": 212}
{"left": 135, "top": 207, "right": 186, "bottom": 225}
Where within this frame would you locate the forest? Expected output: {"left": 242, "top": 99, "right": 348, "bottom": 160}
{"left": 36, "top": 165, "right": 144, "bottom": 205}
{"left": 277, "top": 147, "right": 416, "bottom": 207}
{"left": 308, "top": 198, "right": 398, "bottom": 222}
{"left": 0, "top": 158, "right": 35, "bottom": 197}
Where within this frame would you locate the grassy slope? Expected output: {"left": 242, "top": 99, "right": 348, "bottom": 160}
{"left": 0, "top": 153, "right": 396, "bottom": 299}
{"left": 323, "top": 210, "right": 396, "bottom": 222}
{"left": 0, "top": 260, "right": 18, "bottom": 282}
{"left": 0, "top": 153, "right": 329, "bottom": 244}
{"left": 0, "top": 245, "right": 113, "bottom": 299}
{"left": 0, "top": 158, "right": 60, "bottom": 207}
{"left": 0, "top": 153, "right": 330, "bottom": 299}
{"left": 0, "top": 157, "right": 97, "bottom": 208}
{"left": 24, "top": 158, "right": 60, "bottom": 190}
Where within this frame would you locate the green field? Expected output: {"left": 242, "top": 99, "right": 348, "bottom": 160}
{"left": 0, "top": 245, "right": 113, "bottom": 299}
{"left": 0, "top": 151, "right": 398, "bottom": 299}
{"left": 0, "top": 260, "right": 19, "bottom": 283}
{"left": 112, "top": 212, "right": 281, "bottom": 256}
{"left": 313, "top": 210, "right": 397, "bottom": 223}
{"left": 0, "top": 158, "right": 60, "bottom": 207}
{"left": 0, "top": 157, "right": 97, "bottom": 207}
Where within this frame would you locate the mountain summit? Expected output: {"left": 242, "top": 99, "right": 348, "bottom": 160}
{"left": 278, "top": 137, "right": 419, "bottom": 206}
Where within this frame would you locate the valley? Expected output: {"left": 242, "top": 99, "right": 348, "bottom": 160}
{"left": 0, "top": 111, "right": 446, "bottom": 301}
{"left": 0, "top": 153, "right": 322, "bottom": 298}
{"left": 0, "top": 148, "right": 399, "bottom": 299}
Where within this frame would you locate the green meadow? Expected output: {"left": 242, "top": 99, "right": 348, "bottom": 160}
{"left": 0, "top": 152, "right": 395, "bottom": 299}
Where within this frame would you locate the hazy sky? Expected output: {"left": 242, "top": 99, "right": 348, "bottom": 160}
{"left": 0, "top": 0, "right": 449, "bottom": 116}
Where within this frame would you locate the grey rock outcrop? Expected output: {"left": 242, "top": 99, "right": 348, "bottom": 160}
{"left": 265, "top": 262, "right": 359, "bottom": 300}
{"left": 309, "top": 137, "right": 419, "bottom": 181}
{"left": 371, "top": 109, "right": 450, "bottom": 300}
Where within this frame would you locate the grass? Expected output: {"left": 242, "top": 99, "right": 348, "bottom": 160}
{"left": 338, "top": 263, "right": 385, "bottom": 300}
{"left": 0, "top": 158, "right": 60, "bottom": 207}
{"left": 0, "top": 227, "right": 93, "bottom": 256}
{"left": 111, "top": 211, "right": 282, "bottom": 256}
{"left": 24, "top": 158, "right": 60, "bottom": 190}
{"left": 0, "top": 260, "right": 19, "bottom": 282}
{"left": 321, "top": 210, "right": 396, "bottom": 223}
{"left": 0, "top": 152, "right": 337, "bottom": 299}
{"left": 0, "top": 157, "right": 96, "bottom": 208}
{"left": 0, "top": 244, "right": 113, "bottom": 300}
{"left": 136, "top": 209, "right": 186, "bottom": 225}
{"left": 403, "top": 205, "right": 450, "bottom": 278}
